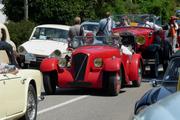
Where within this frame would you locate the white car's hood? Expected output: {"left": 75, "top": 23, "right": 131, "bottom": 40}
{"left": 21, "top": 40, "right": 68, "bottom": 56}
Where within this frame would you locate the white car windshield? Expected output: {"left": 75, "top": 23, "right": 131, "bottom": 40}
{"left": 31, "top": 27, "right": 68, "bottom": 42}
{"left": 82, "top": 24, "right": 99, "bottom": 32}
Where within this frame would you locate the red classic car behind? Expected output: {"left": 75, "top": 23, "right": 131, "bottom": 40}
{"left": 40, "top": 36, "right": 143, "bottom": 96}
{"left": 113, "top": 14, "right": 171, "bottom": 77}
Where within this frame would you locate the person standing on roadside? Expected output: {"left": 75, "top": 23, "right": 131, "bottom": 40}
{"left": 97, "top": 12, "right": 115, "bottom": 36}
{"left": 169, "top": 16, "right": 179, "bottom": 52}
{"left": 68, "top": 16, "right": 84, "bottom": 41}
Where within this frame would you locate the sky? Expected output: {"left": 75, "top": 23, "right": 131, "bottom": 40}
{"left": 0, "top": 3, "right": 7, "bottom": 23}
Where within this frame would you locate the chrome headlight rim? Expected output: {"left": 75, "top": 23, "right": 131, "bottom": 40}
{"left": 58, "top": 58, "right": 67, "bottom": 67}
{"left": 136, "top": 36, "right": 145, "bottom": 45}
{"left": 18, "top": 46, "right": 27, "bottom": 54}
{"left": 94, "top": 58, "right": 103, "bottom": 68}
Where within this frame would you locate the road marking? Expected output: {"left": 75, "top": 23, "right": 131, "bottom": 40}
{"left": 37, "top": 95, "right": 88, "bottom": 115}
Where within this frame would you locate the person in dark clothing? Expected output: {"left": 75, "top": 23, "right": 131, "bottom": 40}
{"left": 68, "top": 16, "right": 84, "bottom": 48}
{"left": 0, "top": 41, "right": 19, "bottom": 67}
{"left": 68, "top": 16, "right": 84, "bottom": 40}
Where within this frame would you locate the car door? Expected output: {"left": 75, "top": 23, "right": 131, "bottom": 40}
{"left": 0, "top": 74, "right": 6, "bottom": 119}
{"left": 4, "top": 73, "right": 26, "bottom": 116}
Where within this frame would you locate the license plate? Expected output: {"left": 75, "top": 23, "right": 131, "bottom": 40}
{"left": 25, "top": 53, "right": 36, "bottom": 63}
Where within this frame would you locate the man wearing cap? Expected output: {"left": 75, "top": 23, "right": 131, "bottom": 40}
{"left": 169, "top": 16, "right": 179, "bottom": 52}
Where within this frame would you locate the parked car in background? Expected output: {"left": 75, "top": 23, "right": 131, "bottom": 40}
{"left": 113, "top": 14, "right": 171, "bottom": 77}
{"left": 81, "top": 21, "right": 99, "bottom": 35}
{"left": 0, "top": 49, "right": 43, "bottom": 120}
{"left": 40, "top": 35, "right": 143, "bottom": 96}
{"left": 18, "top": 24, "right": 70, "bottom": 68}
{"left": 134, "top": 50, "right": 180, "bottom": 115}
{"left": 133, "top": 91, "right": 180, "bottom": 120}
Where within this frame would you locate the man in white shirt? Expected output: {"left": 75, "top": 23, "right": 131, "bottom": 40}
{"left": 144, "top": 21, "right": 162, "bottom": 31}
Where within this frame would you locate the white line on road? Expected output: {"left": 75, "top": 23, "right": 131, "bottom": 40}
{"left": 37, "top": 95, "right": 88, "bottom": 115}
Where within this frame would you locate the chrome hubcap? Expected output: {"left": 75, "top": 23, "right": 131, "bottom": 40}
{"left": 27, "top": 91, "right": 36, "bottom": 120}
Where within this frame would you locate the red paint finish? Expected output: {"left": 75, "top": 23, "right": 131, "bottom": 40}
{"left": 40, "top": 45, "right": 142, "bottom": 91}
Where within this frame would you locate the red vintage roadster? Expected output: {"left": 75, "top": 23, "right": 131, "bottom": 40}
{"left": 113, "top": 14, "right": 172, "bottom": 77}
{"left": 40, "top": 36, "right": 143, "bottom": 96}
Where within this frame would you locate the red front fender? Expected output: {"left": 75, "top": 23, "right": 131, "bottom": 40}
{"left": 40, "top": 58, "right": 59, "bottom": 72}
{"left": 129, "top": 54, "right": 143, "bottom": 81}
{"left": 103, "top": 57, "right": 121, "bottom": 72}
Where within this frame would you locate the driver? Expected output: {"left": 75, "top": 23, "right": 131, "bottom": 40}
{"left": 140, "top": 17, "right": 162, "bottom": 31}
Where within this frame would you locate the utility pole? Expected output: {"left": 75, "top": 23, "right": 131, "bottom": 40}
{"left": 24, "top": 0, "right": 28, "bottom": 20}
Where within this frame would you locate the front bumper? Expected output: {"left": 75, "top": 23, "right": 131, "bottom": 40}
{"left": 19, "top": 54, "right": 46, "bottom": 68}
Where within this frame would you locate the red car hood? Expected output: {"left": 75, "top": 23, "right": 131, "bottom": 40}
{"left": 113, "top": 27, "right": 153, "bottom": 36}
{"left": 73, "top": 45, "right": 119, "bottom": 55}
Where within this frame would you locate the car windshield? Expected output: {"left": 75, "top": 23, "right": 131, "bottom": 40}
{"left": 162, "top": 58, "right": 180, "bottom": 86}
{"left": 30, "top": 27, "right": 68, "bottom": 42}
{"left": 113, "top": 14, "right": 161, "bottom": 28}
{"left": 71, "top": 36, "right": 120, "bottom": 48}
{"left": 81, "top": 24, "right": 99, "bottom": 32}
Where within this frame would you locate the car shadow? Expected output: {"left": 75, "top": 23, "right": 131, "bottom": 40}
{"left": 142, "top": 70, "right": 164, "bottom": 82}
{"left": 42, "top": 88, "right": 127, "bottom": 97}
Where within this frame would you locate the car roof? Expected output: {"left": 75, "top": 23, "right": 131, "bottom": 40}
{"left": 36, "top": 24, "right": 70, "bottom": 30}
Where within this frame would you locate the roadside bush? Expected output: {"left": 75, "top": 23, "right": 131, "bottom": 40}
{"left": 5, "top": 20, "right": 36, "bottom": 47}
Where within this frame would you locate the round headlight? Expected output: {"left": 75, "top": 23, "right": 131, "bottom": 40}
{"left": 18, "top": 46, "right": 26, "bottom": 53}
{"left": 58, "top": 58, "right": 67, "bottom": 67}
{"left": 50, "top": 50, "right": 61, "bottom": 58}
{"left": 54, "top": 50, "right": 61, "bottom": 56}
{"left": 94, "top": 58, "right": 103, "bottom": 67}
{"left": 136, "top": 37, "right": 145, "bottom": 45}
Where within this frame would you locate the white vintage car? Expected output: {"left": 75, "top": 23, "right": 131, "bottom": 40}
{"left": 0, "top": 50, "right": 43, "bottom": 120}
{"left": 18, "top": 24, "right": 70, "bottom": 68}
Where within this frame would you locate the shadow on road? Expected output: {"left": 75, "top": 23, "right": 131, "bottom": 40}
{"left": 42, "top": 88, "right": 127, "bottom": 97}
{"left": 142, "top": 70, "right": 164, "bottom": 82}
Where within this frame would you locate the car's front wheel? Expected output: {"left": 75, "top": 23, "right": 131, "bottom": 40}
{"left": 43, "top": 73, "right": 56, "bottom": 95}
{"left": 132, "top": 62, "right": 142, "bottom": 87}
{"left": 107, "top": 71, "right": 121, "bottom": 96}
{"left": 20, "top": 84, "right": 37, "bottom": 120}
{"left": 150, "top": 51, "right": 159, "bottom": 78}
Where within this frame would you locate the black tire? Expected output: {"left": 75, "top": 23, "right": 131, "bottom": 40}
{"left": 132, "top": 62, "right": 142, "bottom": 87}
{"left": 20, "top": 84, "right": 37, "bottom": 120}
{"left": 43, "top": 73, "right": 56, "bottom": 95}
{"left": 107, "top": 71, "right": 121, "bottom": 96}
{"left": 150, "top": 52, "right": 159, "bottom": 78}
{"left": 163, "top": 41, "right": 171, "bottom": 72}
{"left": 163, "top": 60, "right": 169, "bottom": 72}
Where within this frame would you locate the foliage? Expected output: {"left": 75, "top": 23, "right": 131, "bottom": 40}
{"left": 5, "top": 20, "right": 36, "bottom": 47}
{"left": 2, "top": 0, "right": 179, "bottom": 46}
{"left": 2, "top": 0, "right": 178, "bottom": 24}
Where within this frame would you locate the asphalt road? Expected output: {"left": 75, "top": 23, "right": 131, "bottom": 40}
{"left": 37, "top": 81, "right": 153, "bottom": 120}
